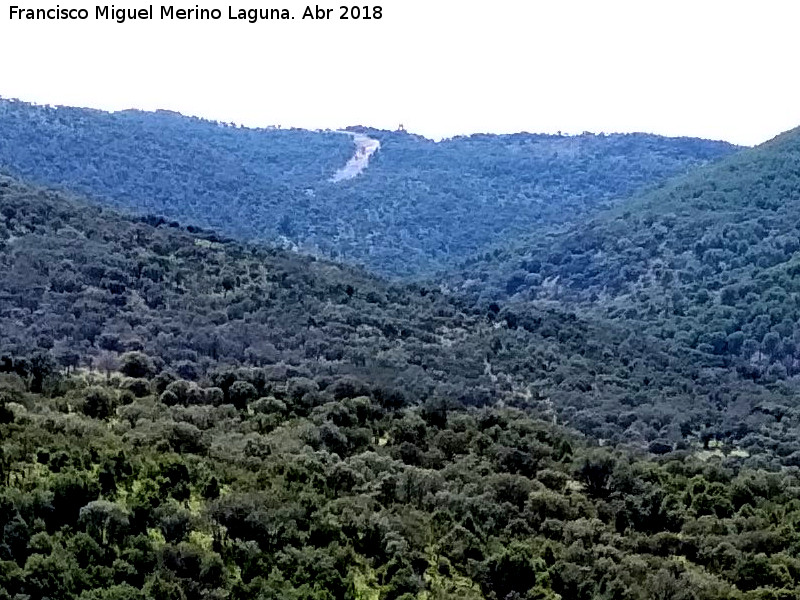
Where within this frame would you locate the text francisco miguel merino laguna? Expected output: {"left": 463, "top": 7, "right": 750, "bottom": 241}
{"left": 6, "top": 4, "right": 366, "bottom": 23}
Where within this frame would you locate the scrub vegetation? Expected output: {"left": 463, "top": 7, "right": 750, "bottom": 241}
{"left": 2, "top": 102, "right": 800, "bottom": 599}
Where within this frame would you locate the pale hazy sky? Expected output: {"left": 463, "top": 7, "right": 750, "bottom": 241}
{"left": 1, "top": 0, "right": 799, "bottom": 145}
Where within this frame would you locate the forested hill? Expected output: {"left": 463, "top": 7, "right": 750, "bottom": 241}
{"left": 452, "top": 126, "right": 800, "bottom": 384}
{"left": 0, "top": 98, "right": 738, "bottom": 276}
{"left": 6, "top": 169, "right": 800, "bottom": 458}
{"left": 8, "top": 176, "right": 800, "bottom": 599}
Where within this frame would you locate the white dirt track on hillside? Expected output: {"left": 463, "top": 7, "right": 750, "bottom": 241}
{"left": 330, "top": 131, "right": 381, "bottom": 182}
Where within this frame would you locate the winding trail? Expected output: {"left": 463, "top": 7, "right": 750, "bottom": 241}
{"left": 330, "top": 130, "right": 381, "bottom": 182}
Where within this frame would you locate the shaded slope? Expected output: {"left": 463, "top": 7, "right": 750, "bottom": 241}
{"left": 0, "top": 99, "right": 353, "bottom": 236}
{"left": 344, "top": 128, "right": 738, "bottom": 275}
{"left": 0, "top": 98, "right": 738, "bottom": 276}
{"left": 453, "top": 126, "right": 800, "bottom": 385}
{"left": 3, "top": 174, "right": 800, "bottom": 464}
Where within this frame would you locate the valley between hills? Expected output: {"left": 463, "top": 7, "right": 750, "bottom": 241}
{"left": 2, "top": 98, "right": 800, "bottom": 599}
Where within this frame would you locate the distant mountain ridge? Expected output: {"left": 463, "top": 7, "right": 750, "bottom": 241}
{"left": 0, "top": 98, "right": 739, "bottom": 276}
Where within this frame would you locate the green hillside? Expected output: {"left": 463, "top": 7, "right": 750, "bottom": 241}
{"left": 0, "top": 98, "right": 737, "bottom": 276}
{"left": 6, "top": 172, "right": 800, "bottom": 458}
{"left": 4, "top": 176, "right": 800, "bottom": 599}
{"left": 4, "top": 97, "right": 800, "bottom": 599}
{"left": 453, "top": 127, "right": 800, "bottom": 383}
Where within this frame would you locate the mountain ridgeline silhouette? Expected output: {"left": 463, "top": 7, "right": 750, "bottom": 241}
{"left": 0, "top": 98, "right": 737, "bottom": 276}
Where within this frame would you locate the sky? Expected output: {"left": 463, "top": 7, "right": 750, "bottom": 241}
{"left": 1, "top": 0, "right": 799, "bottom": 146}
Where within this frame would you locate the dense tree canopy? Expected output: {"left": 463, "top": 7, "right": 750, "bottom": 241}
{"left": 0, "top": 98, "right": 736, "bottom": 276}
{"left": 453, "top": 126, "right": 800, "bottom": 391}
{"left": 4, "top": 352, "right": 800, "bottom": 599}
{"left": 3, "top": 100, "right": 800, "bottom": 598}
{"left": 4, "top": 174, "right": 800, "bottom": 465}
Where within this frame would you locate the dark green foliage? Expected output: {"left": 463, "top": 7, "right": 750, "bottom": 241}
{"left": 7, "top": 173, "right": 787, "bottom": 456}
{"left": 478, "top": 542, "right": 544, "bottom": 599}
{"left": 450, "top": 126, "right": 800, "bottom": 463}
{"left": 454, "top": 127, "right": 800, "bottom": 380}
{"left": 119, "top": 353, "right": 155, "bottom": 379}
{"left": 228, "top": 381, "right": 258, "bottom": 410}
{"left": 82, "top": 386, "right": 116, "bottom": 419}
